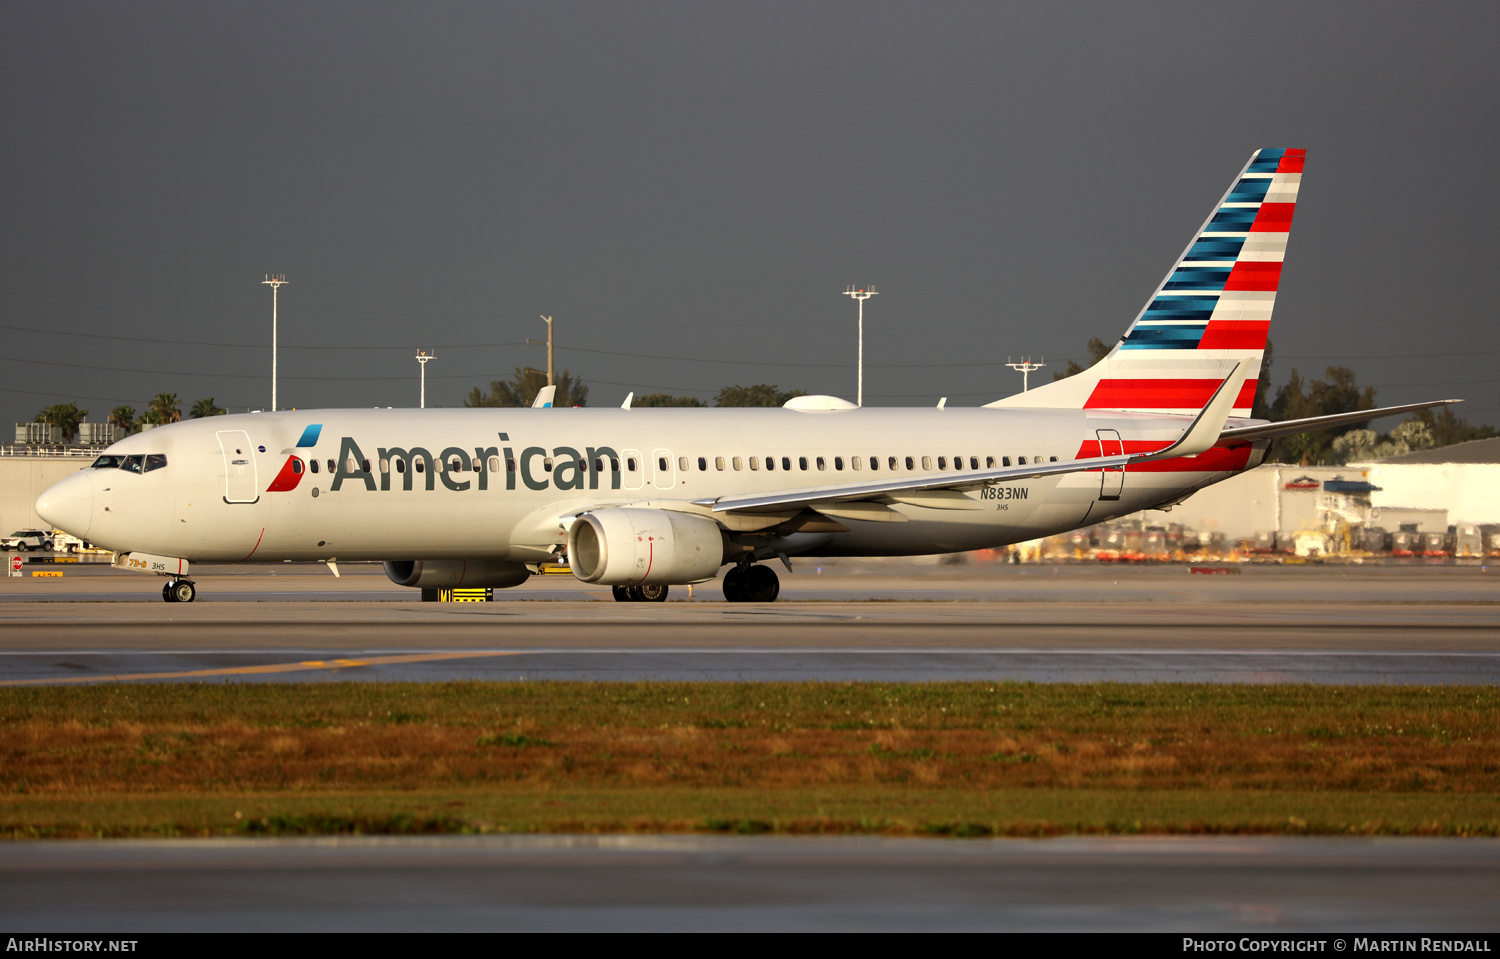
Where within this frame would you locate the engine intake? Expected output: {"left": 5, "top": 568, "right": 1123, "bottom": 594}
{"left": 382, "top": 559, "right": 532, "bottom": 590}
{"left": 567, "top": 508, "right": 726, "bottom": 585}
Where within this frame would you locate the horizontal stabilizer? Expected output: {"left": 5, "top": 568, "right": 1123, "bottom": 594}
{"left": 1219, "top": 399, "right": 1462, "bottom": 443}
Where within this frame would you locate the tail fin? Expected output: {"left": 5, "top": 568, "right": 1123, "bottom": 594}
{"left": 988, "top": 148, "right": 1304, "bottom": 416}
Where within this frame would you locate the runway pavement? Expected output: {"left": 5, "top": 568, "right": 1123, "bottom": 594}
{"left": 3, "top": 835, "right": 1498, "bottom": 931}
{"left": 1, "top": 560, "right": 1496, "bottom": 684}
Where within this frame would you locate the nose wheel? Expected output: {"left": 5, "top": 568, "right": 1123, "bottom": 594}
{"left": 722, "top": 564, "right": 780, "bottom": 602}
{"left": 162, "top": 580, "right": 197, "bottom": 603}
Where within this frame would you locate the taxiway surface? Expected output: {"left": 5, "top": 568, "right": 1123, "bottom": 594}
{"left": 3, "top": 835, "right": 1497, "bottom": 932}
{"left": 1, "top": 560, "right": 1495, "bottom": 684}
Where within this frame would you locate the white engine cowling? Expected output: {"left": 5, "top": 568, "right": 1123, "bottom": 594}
{"left": 567, "top": 508, "right": 726, "bottom": 585}
{"left": 383, "top": 559, "right": 532, "bottom": 589}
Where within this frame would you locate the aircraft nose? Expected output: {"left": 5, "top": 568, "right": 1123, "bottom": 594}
{"left": 36, "top": 470, "right": 93, "bottom": 538}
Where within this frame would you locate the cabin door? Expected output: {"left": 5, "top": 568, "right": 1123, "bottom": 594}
{"left": 216, "top": 430, "right": 260, "bottom": 504}
{"left": 1096, "top": 429, "right": 1123, "bottom": 501}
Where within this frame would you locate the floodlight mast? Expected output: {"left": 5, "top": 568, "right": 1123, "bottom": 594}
{"left": 1006, "top": 356, "right": 1046, "bottom": 392}
{"left": 415, "top": 351, "right": 434, "bottom": 408}
{"left": 262, "top": 275, "right": 288, "bottom": 410}
{"left": 843, "top": 286, "right": 878, "bottom": 406}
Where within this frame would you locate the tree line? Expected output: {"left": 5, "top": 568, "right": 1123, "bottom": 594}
{"left": 463, "top": 367, "right": 806, "bottom": 409}
{"left": 31, "top": 394, "right": 225, "bottom": 443}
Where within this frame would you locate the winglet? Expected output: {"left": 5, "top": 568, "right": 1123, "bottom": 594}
{"left": 532, "top": 385, "right": 557, "bottom": 409}
{"left": 1135, "top": 361, "right": 1241, "bottom": 463}
{"left": 621, "top": 392, "right": 634, "bottom": 410}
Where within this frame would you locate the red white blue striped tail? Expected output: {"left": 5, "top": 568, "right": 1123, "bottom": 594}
{"left": 989, "top": 149, "right": 1303, "bottom": 416}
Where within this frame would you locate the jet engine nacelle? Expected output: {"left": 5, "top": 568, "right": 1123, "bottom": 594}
{"left": 567, "top": 508, "right": 727, "bottom": 585}
{"left": 382, "top": 559, "right": 532, "bottom": 589}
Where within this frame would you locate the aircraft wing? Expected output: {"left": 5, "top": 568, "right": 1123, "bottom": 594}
{"left": 697, "top": 363, "right": 1243, "bottom": 515}
{"left": 1218, "top": 399, "right": 1461, "bottom": 443}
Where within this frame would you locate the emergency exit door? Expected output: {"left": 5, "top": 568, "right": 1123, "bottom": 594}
{"left": 1096, "top": 429, "right": 1123, "bottom": 501}
{"left": 217, "top": 430, "right": 260, "bottom": 504}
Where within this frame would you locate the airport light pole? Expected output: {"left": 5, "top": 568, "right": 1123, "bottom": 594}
{"left": 1006, "top": 357, "right": 1046, "bottom": 392}
{"left": 262, "top": 275, "right": 288, "bottom": 410}
{"left": 843, "top": 286, "right": 877, "bottom": 406}
{"left": 415, "top": 351, "right": 434, "bottom": 408}
{"left": 526, "top": 315, "right": 555, "bottom": 386}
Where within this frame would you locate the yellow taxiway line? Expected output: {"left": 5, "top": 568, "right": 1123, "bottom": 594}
{"left": 0, "top": 650, "right": 529, "bottom": 686}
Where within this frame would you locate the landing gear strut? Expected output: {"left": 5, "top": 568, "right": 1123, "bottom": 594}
{"left": 162, "top": 580, "right": 197, "bottom": 603}
{"left": 611, "top": 584, "right": 669, "bottom": 603}
{"left": 722, "top": 563, "right": 779, "bottom": 603}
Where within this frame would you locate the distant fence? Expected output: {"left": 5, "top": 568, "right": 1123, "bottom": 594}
{"left": 0, "top": 445, "right": 107, "bottom": 459}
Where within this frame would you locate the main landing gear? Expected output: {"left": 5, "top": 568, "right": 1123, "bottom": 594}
{"left": 162, "top": 579, "right": 197, "bottom": 603}
{"left": 612, "top": 584, "right": 669, "bottom": 603}
{"left": 722, "top": 563, "right": 780, "bottom": 603}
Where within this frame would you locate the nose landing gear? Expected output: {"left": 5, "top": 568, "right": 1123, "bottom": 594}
{"left": 162, "top": 580, "right": 197, "bottom": 603}
{"left": 722, "top": 563, "right": 780, "bottom": 603}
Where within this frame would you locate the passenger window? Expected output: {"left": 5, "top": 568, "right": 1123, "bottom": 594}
{"left": 489, "top": 456, "right": 501, "bottom": 473}
{"left": 311, "top": 460, "right": 321, "bottom": 474}
{"left": 379, "top": 458, "right": 390, "bottom": 473}
{"left": 121, "top": 456, "right": 143, "bottom": 474}
{"left": 416, "top": 460, "right": 425, "bottom": 473}
{"left": 1050, "top": 455, "right": 1058, "bottom": 462}
{"left": 449, "top": 457, "right": 462, "bottom": 472}
{"left": 658, "top": 456, "right": 668, "bottom": 472}
{"left": 698, "top": 456, "right": 707, "bottom": 471}
{"left": 971, "top": 457, "right": 979, "bottom": 469}
{"left": 955, "top": 455, "right": 964, "bottom": 469}
{"left": 677, "top": 456, "right": 687, "bottom": 471}
{"left": 765, "top": 457, "right": 775, "bottom": 471}
{"left": 903, "top": 456, "right": 913, "bottom": 470}
{"left": 938, "top": 456, "right": 947, "bottom": 470}
{"left": 1018, "top": 456, "right": 1027, "bottom": 465}
{"left": 544, "top": 457, "right": 554, "bottom": 472}
{"left": 922, "top": 456, "right": 932, "bottom": 470}
{"left": 852, "top": 456, "right": 862, "bottom": 471}
{"left": 363, "top": 459, "right": 372, "bottom": 473}
{"left": 508, "top": 458, "right": 518, "bottom": 472}
{"left": 626, "top": 457, "right": 637, "bottom": 472}
{"left": 986, "top": 456, "right": 995, "bottom": 468}
{"left": 816, "top": 457, "right": 825, "bottom": 470}
{"left": 732, "top": 457, "right": 742, "bottom": 471}
{"left": 292, "top": 459, "right": 303, "bottom": 475}
{"left": 1003, "top": 456, "right": 1011, "bottom": 467}
{"left": 392, "top": 459, "right": 402, "bottom": 474}
{"left": 834, "top": 457, "right": 844, "bottom": 470}
{"left": 782, "top": 457, "right": 791, "bottom": 471}
{"left": 592, "top": 458, "right": 603, "bottom": 472}
{"left": 144, "top": 454, "right": 168, "bottom": 472}
{"left": 327, "top": 459, "right": 336, "bottom": 473}
{"left": 610, "top": 458, "right": 620, "bottom": 472}
{"left": 473, "top": 458, "right": 483, "bottom": 472}
{"left": 869, "top": 456, "right": 878, "bottom": 472}
{"left": 750, "top": 457, "right": 760, "bottom": 470}
{"left": 715, "top": 456, "right": 724, "bottom": 471}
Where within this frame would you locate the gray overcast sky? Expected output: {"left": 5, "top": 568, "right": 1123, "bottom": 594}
{"left": 2, "top": 1, "right": 1497, "bottom": 427}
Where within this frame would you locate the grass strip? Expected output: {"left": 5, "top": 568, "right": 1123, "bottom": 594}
{"left": 3, "top": 681, "right": 1498, "bottom": 838}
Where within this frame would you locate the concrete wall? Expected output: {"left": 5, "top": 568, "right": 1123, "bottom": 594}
{"left": 0, "top": 457, "right": 91, "bottom": 533}
{"left": 1133, "top": 464, "right": 1363, "bottom": 540}
{"left": 1362, "top": 462, "right": 1500, "bottom": 525}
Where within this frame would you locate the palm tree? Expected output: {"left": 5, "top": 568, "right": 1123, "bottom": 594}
{"left": 33, "top": 403, "right": 87, "bottom": 441}
{"left": 108, "top": 406, "right": 136, "bottom": 433}
{"left": 142, "top": 393, "right": 181, "bottom": 426}
{"left": 190, "top": 397, "right": 226, "bottom": 418}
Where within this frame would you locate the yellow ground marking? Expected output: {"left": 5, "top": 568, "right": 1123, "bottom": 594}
{"left": 31, "top": 571, "right": 63, "bottom": 577}
{"left": 0, "top": 651, "right": 530, "bottom": 686}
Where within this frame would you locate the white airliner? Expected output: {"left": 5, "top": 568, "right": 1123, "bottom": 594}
{"left": 36, "top": 149, "right": 1455, "bottom": 603}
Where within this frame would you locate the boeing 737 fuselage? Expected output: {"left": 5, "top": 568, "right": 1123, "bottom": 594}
{"left": 34, "top": 150, "right": 1458, "bottom": 602}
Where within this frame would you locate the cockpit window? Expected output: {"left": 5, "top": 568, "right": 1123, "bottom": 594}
{"left": 91, "top": 455, "right": 123, "bottom": 469}
{"left": 144, "top": 454, "right": 168, "bottom": 472}
{"left": 119, "top": 455, "right": 144, "bottom": 474}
